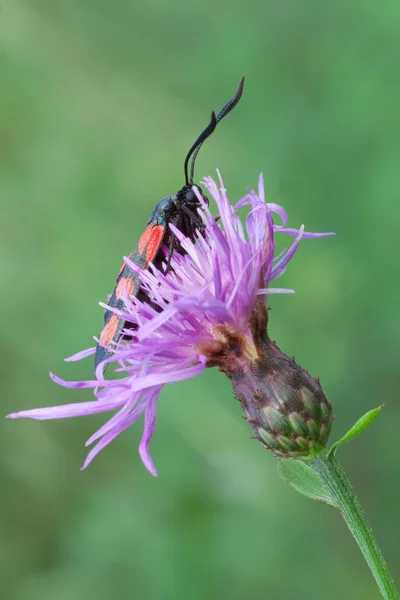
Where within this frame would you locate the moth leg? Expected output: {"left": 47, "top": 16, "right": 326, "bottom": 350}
{"left": 181, "top": 208, "right": 195, "bottom": 240}
{"left": 181, "top": 204, "right": 204, "bottom": 229}
{"left": 164, "top": 213, "right": 183, "bottom": 275}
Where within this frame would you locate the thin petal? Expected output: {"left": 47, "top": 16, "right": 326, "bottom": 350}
{"left": 136, "top": 306, "right": 179, "bottom": 341}
{"left": 7, "top": 396, "right": 125, "bottom": 420}
{"left": 226, "top": 250, "right": 261, "bottom": 310}
{"left": 139, "top": 390, "right": 160, "bottom": 476}
{"left": 275, "top": 227, "right": 335, "bottom": 238}
{"left": 128, "top": 359, "right": 206, "bottom": 392}
{"left": 50, "top": 372, "right": 98, "bottom": 389}
{"left": 85, "top": 396, "right": 142, "bottom": 446}
{"left": 81, "top": 410, "right": 142, "bottom": 469}
{"left": 271, "top": 225, "right": 305, "bottom": 281}
{"left": 267, "top": 203, "right": 288, "bottom": 227}
{"left": 65, "top": 347, "right": 96, "bottom": 362}
{"left": 256, "top": 288, "right": 295, "bottom": 295}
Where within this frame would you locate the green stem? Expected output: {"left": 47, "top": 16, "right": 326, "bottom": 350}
{"left": 310, "top": 453, "right": 398, "bottom": 600}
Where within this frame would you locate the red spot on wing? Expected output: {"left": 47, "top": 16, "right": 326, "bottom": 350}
{"left": 116, "top": 277, "right": 136, "bottom": 300}
{"left": 99, "top": 314, "right": 119, "bottom": 346}
{"left": 118, "top": 262, "right": 125, "bottom": 275}
{"left": 138, "top": 224, "right": 165, "bottom": 263}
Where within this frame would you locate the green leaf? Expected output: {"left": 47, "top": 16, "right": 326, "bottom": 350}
{"left": 277, "top": 459, "right": 336, "bottom": 506}
{"left": 328, "top": 405, "right": 384, "bottom": 457}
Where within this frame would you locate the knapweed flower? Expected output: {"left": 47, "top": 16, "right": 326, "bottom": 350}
{"left": 8, "top": 172, "right": 334, "bottom": 475}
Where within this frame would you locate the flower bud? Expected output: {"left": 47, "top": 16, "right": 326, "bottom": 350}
{"left": 229, "top": 337, "right": 333, "bottom": 458}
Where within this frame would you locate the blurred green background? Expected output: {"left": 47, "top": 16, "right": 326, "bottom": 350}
{"left": 1, "top": 0, "right": 399, "bottom": 598}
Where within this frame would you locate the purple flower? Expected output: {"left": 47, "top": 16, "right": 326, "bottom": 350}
{"left": 7, "top": 172, "right": 334, "bottom": 475}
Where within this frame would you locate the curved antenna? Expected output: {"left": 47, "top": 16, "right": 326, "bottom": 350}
{"left": 188, "top": 76, "right": 245, "bottom": 184}
{"left": 184, "top": 112, "right": 217, "bottom": 185}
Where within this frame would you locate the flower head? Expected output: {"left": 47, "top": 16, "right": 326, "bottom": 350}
{"left": 8, "top": 172, "right": 334, "bottom": 474}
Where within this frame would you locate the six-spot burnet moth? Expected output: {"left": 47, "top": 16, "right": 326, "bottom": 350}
{"left": 95, "top": 77, "right": 245, "bottom": 372}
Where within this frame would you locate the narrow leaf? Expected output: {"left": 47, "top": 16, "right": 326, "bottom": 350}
{"left": 278, "top": 459, "right": 336, "bottom": 506}
{"left": 328, "top": 405, "right": 384, "bottom": 457}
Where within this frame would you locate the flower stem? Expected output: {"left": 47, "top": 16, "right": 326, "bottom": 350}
{"left": 310, "top": 453, "right": 398, "bottom": 600}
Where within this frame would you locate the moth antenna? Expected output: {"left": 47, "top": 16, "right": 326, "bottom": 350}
{"left": 188, "top": 77, "right": 245, "bottom": 184}
{"left": 184, "top": 112, "right": 217, "bottom": 185}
